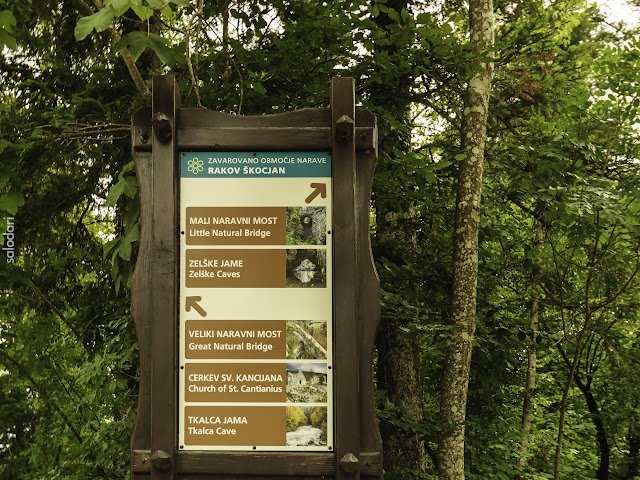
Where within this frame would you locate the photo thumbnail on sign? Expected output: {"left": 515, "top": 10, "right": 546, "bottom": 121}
{"left": 286, "top": 406, "right": 328, "bottom": 447}
{"left": 286, "top": 320, "right": 327, "bottom": 360}
{"left": 286, "top": 248, "right": 327, "bottom": 288}
{"left": 286, "top": 363, "right": 328, "bottom": 403}
{"left": 286, "top": 207, "right": 326, "bottom": 246}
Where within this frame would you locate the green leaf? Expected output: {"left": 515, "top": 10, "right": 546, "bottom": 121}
{"left": 423, "top": 171, "right": 437, "bottom": 184}
{"left": 114, "top": 31, "right": 151, "bottom": 61}
{"left": 103, "top": 237, "right": 119, "bottom": 256}
{"left": 117, "top": 239, "right": 132, "bottom": 261}
{"left": 147, "top": 33, "right": 178, "bottom": 66}
{"left": 0, "top": 10, "right": 16, "bottom": 32}
{"left": 0, "top": 192, "right": 25, "bottom": 215}
{"left": 0, "top": 10, "right": 17, "bottom": 49}
{"left": 106, "top": 176, "right": 138, "bottom": 207}
{"left": 416, "top": 12, "right": 432, "bottom": 25}
{"left": 74, "top": 7, "right": 116, "bottom": 40}
{"left": 106, "top": 0, "right": 132, "bottom": 14}
{"left": 132, "top": 4, "right": 154, "bottom": 20}
{"left": 146, "top": 0, "right": 165, "bottom": 8}
{"left": 252, "top": 82, "right": 267, "bottom": 94}
{"left": 455, "top": 153, "right": 466, "bottom": 161}
{"left": 115, "top": 224, "right": 140, "bottom": 261}
{"left": 119, "top": 160, "right": 136, "bottom": 178}
{"left": 127, "top": 38, "right": 149, "bottom": 61}
{"left": 432, "top": 160, "right": 453, "bottom": 170}
{"left": 387, "top": 8, "right": 400, "bottom": 22}
{"left": 0, "top": 30, "right": 16, "bottom": 50}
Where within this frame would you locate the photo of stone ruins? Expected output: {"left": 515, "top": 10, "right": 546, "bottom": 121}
{"left": 286, "top": 362, "right": 327, "bottom": 403}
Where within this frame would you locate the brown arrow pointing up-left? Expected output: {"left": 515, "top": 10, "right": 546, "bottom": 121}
{"left": 185, "top": 296, "right": 207, "bottom": 317}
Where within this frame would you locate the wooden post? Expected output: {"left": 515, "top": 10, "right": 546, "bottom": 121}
{"left": 355, "top": 126, "right": 383, "bottom": 459}
{"left": 331, "top": 78, "right": 361, "bottom": 480}
{"left": 130, "top": 111, "right": 152, "bottom": 478}
{"left": 150, "top": 76, "right": 180, "bottom": 480}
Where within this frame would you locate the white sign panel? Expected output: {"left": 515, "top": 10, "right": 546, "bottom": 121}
{"left": 178, "top": 152, "right": 333, "bottom": 452}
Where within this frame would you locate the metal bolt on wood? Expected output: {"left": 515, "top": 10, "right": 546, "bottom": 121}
{"left": 152, "top": 112, "right": 172, "bottom": 143}
{"left": 150, "top": 450, "right": 172, "bottom": 472}
{"left": 335, "top": 115, "right": 355, "bottom": 143}
{"left": 138, "top": 127, "right": 150, "bottom": 144}
{"left": 339, "top": 453, "right": 360, "bottom": 473}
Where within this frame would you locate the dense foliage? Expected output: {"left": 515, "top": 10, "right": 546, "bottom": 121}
{"left": 1, "top": 1, "right": 639, "bottom": 479}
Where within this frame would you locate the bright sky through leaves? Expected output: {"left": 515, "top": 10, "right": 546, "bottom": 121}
{"left": 596, "top": 0, "right": 639, "bottom": 26}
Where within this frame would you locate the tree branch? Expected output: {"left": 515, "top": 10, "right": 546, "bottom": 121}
{"left": 27, "top": 280, "right": 81, "bottom": 342}
{"left": 76, "top": 0, "right": 151, "bottom": 101}
{"left": 0, "top": 348, "right": 83, "bottom": 443}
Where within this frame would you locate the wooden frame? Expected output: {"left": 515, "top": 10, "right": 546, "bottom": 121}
{"left": 130, "top": 76, "right": 382, "bottom": 479}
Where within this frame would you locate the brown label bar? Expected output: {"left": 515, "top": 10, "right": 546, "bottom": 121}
{"left": 184, "top": 405, "right": 286, "bottom": 446}
{"left": 186, "top": 207, "right": 286, "bottom": 245}
{"left": 185, "top": 320, "right": 286, "bottom": 359}
{"left": 185, "top": 363, "right": 286, "bottom": 403}
{"left": 186, "top": 249, "right": 285, "bottom": 288}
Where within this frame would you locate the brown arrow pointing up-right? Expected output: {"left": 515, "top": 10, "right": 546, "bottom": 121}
{"left": 305, "top": 183, "right": 327, "bottom": 204}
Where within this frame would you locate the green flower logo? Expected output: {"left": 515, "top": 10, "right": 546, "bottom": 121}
{"left": 187, "top": 157, "right": 204, "bottom": 175}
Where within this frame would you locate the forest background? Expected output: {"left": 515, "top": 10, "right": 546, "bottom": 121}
{"left": 1, "top": 0, "right": 640, "bottom": 479}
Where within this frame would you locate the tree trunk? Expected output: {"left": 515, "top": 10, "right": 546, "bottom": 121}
{"left": 370, "top": 1, "right": 426, "bottom": 476}
{"left": 554, "top": 215, "right": 600, "bottom": 480}
{"left": 437, "top": 0, "right": 494, "bottom": 478}
{"left": 627, "top": 413, "right": 640, "bottom": 479}
{"left": 573, "top": 375, "right": 609, "bottom": 480}
{"left": 376, "top": 309, "right": 426, "bottom": 474}
{"left": 517, "top": 220, "right": 544, "bottom": 477}
{"left": 554, "top": 326, "right": 587, "bottom": 480}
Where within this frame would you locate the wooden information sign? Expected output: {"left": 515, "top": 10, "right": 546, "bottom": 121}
{"left": 130, "top": 76, "right": 381, "bottom": 479}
